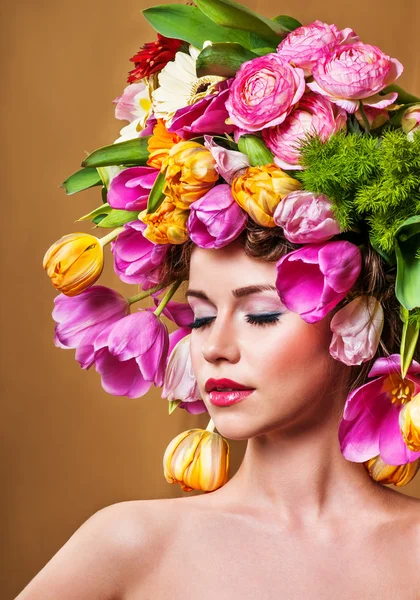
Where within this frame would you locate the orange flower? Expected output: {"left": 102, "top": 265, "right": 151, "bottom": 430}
{"left": 147, "top": 119, "right": 182, "bottom": 171}
{"left": 139, "top": 199, "right": 189, "bottom": 244}
{"left": 43, "top": 233, "right": 104, "bottom": 296}
{"left": 399, "top": 392, "right": 420, "bottom": 452}
{"left": 163, "top": 141, "right": 219, "bottom": 209}
{"left": 163, "top": 428, "right": 230, "bottom": 492}
{"left": 364, "top": 454, "right": 420, "bottom": 487}
{"left": 232, "top": 164, "right": 301, "bottom": 227}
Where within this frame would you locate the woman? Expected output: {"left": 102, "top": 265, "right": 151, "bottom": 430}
{"left": 20, "top": 2, "right": 420, "bottom": 597}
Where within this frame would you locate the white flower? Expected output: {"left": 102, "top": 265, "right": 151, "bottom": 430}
{"left": 113, "top": 80, "right": 153, "bottom": 143}
{"left": 152, "top": 46, "right": 224, "bottom": 124}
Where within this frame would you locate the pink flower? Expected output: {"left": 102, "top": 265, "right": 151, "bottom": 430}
{"left": 401, "top": 104, "right": 420, "bottom": 140}
{"left": 339, "top": 355, "right": 420, "bottom": 465}
{"left": 187, "top": 184, "right": 247, "bottom": 249}
{"left": 329, "top": 296, "right": 384, "bottom": 365}
{"left": 111, "top": 220, "right": 168, "bottom": 288}
{"left": 354, "top": 105, "right": 390, "bottom": 130}
{"left": 226, "top": 54, "right": 306, "bottom": 132}
{"left": 52, "top": 286, "right": 130, "bottom": 368}
{"left": 274, "top": 191, "right": 340, "bottom": 243}
{"left": 262, "top": 93, "right": 347, "bottom": 169}
{"left": 168, "top": 81, "right": 235, "bottom": 138}
{"left": 113, "top": 82, "right": 151, "bottom": 123}
{"left": 308, "top": 43, "right": 403, "bottom": 114}
{"left": 276, "top": 241, "right": 362, "bottom": 323}
{"left": 162, "top": 334, "right": 207, "bottom": 414}
{"left": 204, "top": 136, "right": 250, "bottom": 184}
{"left": 92, "top": 310, "right": 169, "bottom": 397}
{"left": 107, "top": 166, "right": 159, "bottom": 211}
{"left": 277, "top": 20, "right": 359, "bottom": 76}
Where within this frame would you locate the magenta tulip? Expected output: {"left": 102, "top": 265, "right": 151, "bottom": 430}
{"left": 107, "top": 166, "right": 159, "bottom": 211}
{"left": 276, "top": 241, "right": 362, "bottom": 323}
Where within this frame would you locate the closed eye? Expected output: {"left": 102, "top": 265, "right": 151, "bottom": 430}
{"left": 188, "top": 313, "right": 282, "bottom": 330}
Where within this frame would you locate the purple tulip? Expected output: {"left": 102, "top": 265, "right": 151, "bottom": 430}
{"left": 111, "top": 220, "right": 168, "bottom": 288}
{"left": 152, "top": 297, "right": 194, "bottom": 328}
{"left": 92, "top": 310, "right": 169, "bottom": 397}
{"left": 273, "top": 191, "right": 340, "bottom": 243}
{"left": 52, "top": 286, "right": 129, "bottom": 361}
{"left": 107, "top": 166, "right": 159, "bottom": 211}
{"left": 276, "top": 241, "right": 362, "bottom": 323}
{"left": 187, "top": 184, "right": 247, "bottom": 249}
{"left": 339, "top": 355, "right": 420, "bottom": 465}
{"left": 168, "top": 81, "right": 235, "bottom": 137}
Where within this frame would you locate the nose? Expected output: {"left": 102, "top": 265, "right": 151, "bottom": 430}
{"left": 201, "top": 313, "right": 240, "bottom": 364}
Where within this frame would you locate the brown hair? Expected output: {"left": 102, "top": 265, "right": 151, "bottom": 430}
{"left": 158, "top": 218, "right": 416, "bottom": 393}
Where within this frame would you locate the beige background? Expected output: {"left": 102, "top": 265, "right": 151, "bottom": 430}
{"left": 2, "top": 0, "right": 419, "bottom": 597}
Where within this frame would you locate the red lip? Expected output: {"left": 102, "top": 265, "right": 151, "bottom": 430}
{"left": 205, "top": 378, "right": 253, "bottom": 392}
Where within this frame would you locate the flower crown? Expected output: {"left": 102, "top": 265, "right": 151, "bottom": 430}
{"left": 44, "top": 0, "right": 420, "bottom": 492}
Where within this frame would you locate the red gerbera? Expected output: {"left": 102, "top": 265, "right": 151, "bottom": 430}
{"left": 127, "top": 34, "right": 183, "bottom": 83}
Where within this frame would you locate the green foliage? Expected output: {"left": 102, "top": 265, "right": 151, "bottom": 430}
{"left": 297, "top": 129, "right": 420, "bottom": 253}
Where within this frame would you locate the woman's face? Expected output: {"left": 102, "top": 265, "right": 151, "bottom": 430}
{"left": 187, "top": 241, "right": 350, "bottom": 440}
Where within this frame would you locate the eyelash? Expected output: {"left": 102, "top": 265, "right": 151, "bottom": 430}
{"left": 188, "top": 313, "right": 282, "bottom": 330}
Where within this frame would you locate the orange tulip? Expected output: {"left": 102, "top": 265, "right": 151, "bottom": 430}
{"left": 43, "top": 232, "right": 104, "bottom": 296}
{"left": 139, "top": 199, "right": 189, "bottom": 244}
{"left": 163, "top": 141, "right": 219, "bottom": 209}
{"left": 147, "top": 119, "right": 182, "bottom": 171}
{"left": 163, "top": 427, "right": 230, "bottom": 492}
{"left": 232, "top": 164, "right": 301, "bottom": 227}
{"left": 399, "top": 392, "right": 420, "bottom": 452}
{"left": 364, "top": 454, "right": 420, "bottom": 487}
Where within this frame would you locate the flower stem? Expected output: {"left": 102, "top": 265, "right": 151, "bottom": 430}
{"left": 358, "top": 102, "right": 371, "bottom": 134}
{"left": 154, "top": 280, "right": 182, "bottom": 317}
{"left": 127, "top": 283, "right": 167, "bottom": 306}
{"left": 206, "top": 418, "right": 216, "bottom": 433}
{"left": 99, "top": 227, "right": 125, "bottom": 247}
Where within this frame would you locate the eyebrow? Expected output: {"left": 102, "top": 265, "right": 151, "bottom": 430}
{"left": 185, "top": 284, "right": 278, "bottom": 301}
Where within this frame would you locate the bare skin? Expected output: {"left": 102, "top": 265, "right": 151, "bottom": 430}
{"left": 17, "top": 242, "right": 420, "bottom": 599}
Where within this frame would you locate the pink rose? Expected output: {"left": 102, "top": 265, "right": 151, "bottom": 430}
{"left": 329, "top": 296, "right": 384, "bottom": 365}
{"left": 226, "top": 54, "right": 306, "bottom": 132}
{"left": 308, "top": 43, "right": 403, "bottom": 114}
{"left": 262, "top": 93, "right": 347, "bottom": 169}
{"left": 277, "top": 20, "right": 359, "bottom": 76}
{"left": 274, "top": 191, "right": 340, "bottom": 243}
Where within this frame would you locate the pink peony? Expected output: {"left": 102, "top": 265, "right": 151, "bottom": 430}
{"left": 277, "top": 20, "right": 359, "bottom": 76}
{"left": 273, "top": 191, "right": 340, "bottom": 243}
{"left": 187, "top": 184, "right": 247, "bottom": 249}
{"left": 107, "top": 166, "right": 159, "bottom": 211}
{"left": 339, "top": 355, "right": 420, "bottom": 465}
{"left": 262, "top": 92, "right": 347, "bottom": 169}
{"left": 329, "top": 296, "right": 384, "bottom": 365}
{"left": 226, "top": 54, "right": 306, "bottom": 132}
{"left": 162, "top": 334, "right": 207, "bottom": 415}
{"left": 168, "top": 81, "right": 235, "bottom": 137}
{"left": 308, "top": 43, "right": 403, "bottom": 114}
{"left": 204, "top": 136, "right": 250, "bottom": 184}
{"left": 111, "top": 220, "right": 168, "bottom": 288}
{"left": 93, "top": 310, "right": 169, "bottom": 397}
{"left": 276, "top": 241, "right": 362, "bottom": 323}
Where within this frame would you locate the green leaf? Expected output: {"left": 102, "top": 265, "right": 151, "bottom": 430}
{"left": 395, "top": 216, "right": 420, "bottom": 310}
{"left": 143, "top": 4, "right": 265, "bottom": 50}
{"left": 251, "top": 47, "right": 277, "bottom": 56}
{"left": 195, "top": 0, "right": 284, "bottom": 46}
{"left": 400, "top": 307, "right": 420, "bottom": 377}
{"left": 196, "top": 43, "right": 257, "bottom": 77}
{"left": 272, "top": 15, "right": 302, "bottom": 32}
{"left": 61, "top": 168, "right": 102, "bottom": 195}
{"left": 96, "top": 209, "right": 140, "bottom": 228}
{"left": 146, "top": 171, "right": 166, "bottom": 214}
{"left": 238, "top": 134, "right": 274, "bottom": 166}
{"left": 81, "top": 137, "right": 151, "bottom": 168}
{"left": 77, "top": 202, "right": 112, "bottom": 222}
{"left": 168, "top": 400, "right": 182, "bottom": 414}
{"left": 382, "top": 84, "right": 420, "bottom": 105}
{"left": 96, "top": 166, "right": 123, "bottom": 190}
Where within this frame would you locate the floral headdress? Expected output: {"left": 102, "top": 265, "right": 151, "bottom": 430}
{"left": 44, "top": 0, "right": 420, "bottom": 492}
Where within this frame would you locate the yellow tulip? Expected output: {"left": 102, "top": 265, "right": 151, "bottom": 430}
{"left": 163, "top": 428, "right": 230, "bottom": 492}
{"left": 232, "top": 164, "right": 301, "bottom": 227}
{"left": 43, "top": 232, "right": 104, "bottom": 296}
{"left": 139, "top": 199, "right": 189, "bottom": 244}
{"left": 399, "top": 392, "right": 420, "bottom": 452}
{"left": 364, "top": 454, "right": 420, "bottom": 487}
{"left": 163, "top": 141, "right": 219, "bottom": 209}
{"left": 147, "top": 119, "right": 182, "bottom": 171}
